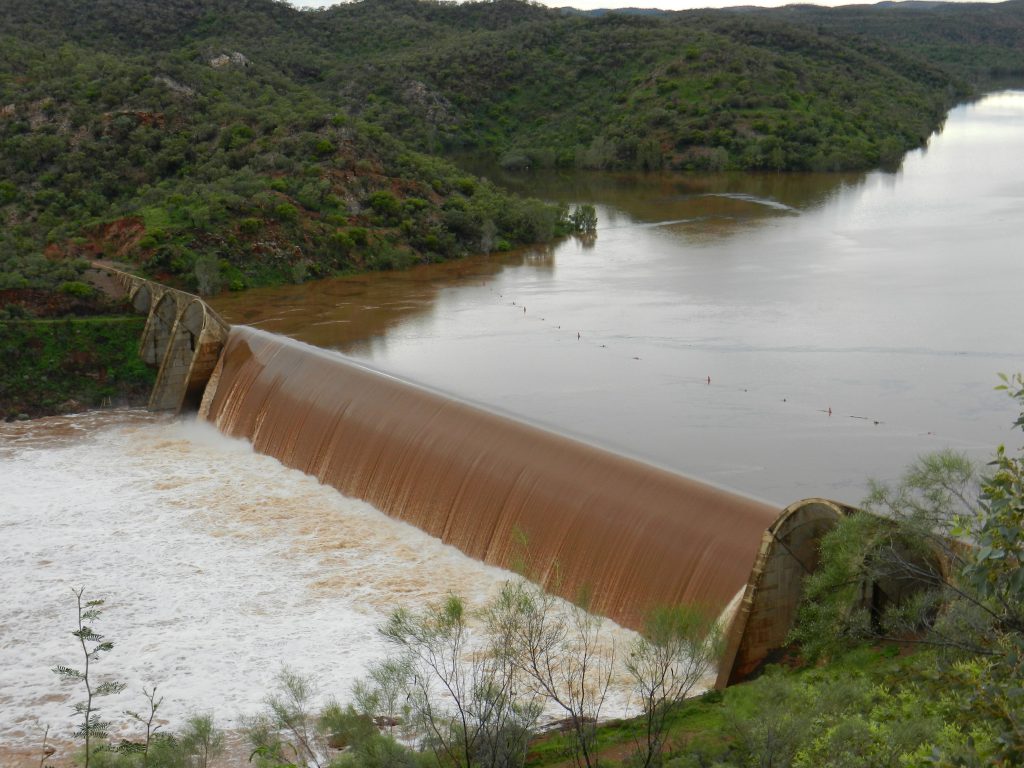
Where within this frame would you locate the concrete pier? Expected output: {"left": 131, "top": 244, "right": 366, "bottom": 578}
{"left": 93, "top": 264, "right": 229, "bottom": 413}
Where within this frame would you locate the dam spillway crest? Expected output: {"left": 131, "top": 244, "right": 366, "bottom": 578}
{"left": 113, "top": 268, "right": 848, "bottom": 685}
{"left": 201, "top": 325, "right": 778, "bottom": 632}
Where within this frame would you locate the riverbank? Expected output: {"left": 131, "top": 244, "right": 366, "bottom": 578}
{"left": 0, "top": 316, "right": 154, "bottom": 420}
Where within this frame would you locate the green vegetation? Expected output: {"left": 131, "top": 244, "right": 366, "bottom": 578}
{"left": 2, "top": 0, "right": 1023, "bottom": 311}
{"left": 53, "top": 589, "right": 127, "bottom": 768}
{"left": 0, "top": 316, "right": 155, "bottom": 419}
{"left": 0, "top": 36, "right": 571, "bottom": 298}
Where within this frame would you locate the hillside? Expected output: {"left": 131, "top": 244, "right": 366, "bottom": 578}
{"left": 0, "top": 0, "right": 574, "bottom": 303}
{"left": 777, "top": 0, "right": 1024, "bottom": 83}
{"left": 1, "top": 0, "right": 1023, "bottom": 306}
{"left": 313, "top": 0, "right": 977, "bottom": 172}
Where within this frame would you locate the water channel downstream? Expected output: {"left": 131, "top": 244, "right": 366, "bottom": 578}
{"left": 3, "top": 91, "right": 1023, "bottom": 762}
{"left": 212, "top": 91, "right": 1024, "bottom": 506}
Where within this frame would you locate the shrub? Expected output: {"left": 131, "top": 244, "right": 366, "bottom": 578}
{"left": 58, "top": 280, "right": 95, "bottom": 298}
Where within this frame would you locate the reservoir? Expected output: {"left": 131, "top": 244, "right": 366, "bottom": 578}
{"left": 3, "top": 90, "right": 1022, "bottom": 760}
{"left": 211, "top": 90, "right": 1024, "bottom": 506}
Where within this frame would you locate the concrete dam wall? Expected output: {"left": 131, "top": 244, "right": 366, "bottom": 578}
{"left": 109, "top": 273, "right": 848, "bottom": 684}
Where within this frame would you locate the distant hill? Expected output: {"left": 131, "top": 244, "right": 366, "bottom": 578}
{"left": 1, "top": 0, "right": 1022, "bottom": 304}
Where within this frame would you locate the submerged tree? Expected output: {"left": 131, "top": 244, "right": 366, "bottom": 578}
{"left": 568, "top": 205, "right": 598, "bottom": 235}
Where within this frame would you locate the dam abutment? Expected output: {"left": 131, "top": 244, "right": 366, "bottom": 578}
{"left": 94, "top": 264, "right": 229, "bottom": 414}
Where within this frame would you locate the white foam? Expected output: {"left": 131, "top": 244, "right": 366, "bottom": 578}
{"left": 0, "top": 411, "right": 641, "bottom": 750}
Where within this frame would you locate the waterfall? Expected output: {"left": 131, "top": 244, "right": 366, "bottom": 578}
{"left": 202, "top": 325, "right": 776, "bottom": 629}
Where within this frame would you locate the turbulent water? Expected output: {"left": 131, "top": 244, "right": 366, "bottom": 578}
{"left": 0, "top": 412, "right": 641, "bottom": 761}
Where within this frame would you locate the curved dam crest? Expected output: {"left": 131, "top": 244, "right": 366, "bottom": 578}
{"left": 201, "top": 325, "right": 779, "bottom": 630}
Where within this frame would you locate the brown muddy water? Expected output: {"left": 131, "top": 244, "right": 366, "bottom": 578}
{"left": 212, "top": 92, "right": 1024, "bottom": 506}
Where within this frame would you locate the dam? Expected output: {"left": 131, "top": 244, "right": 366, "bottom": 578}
{"left": 97, "top": 264, "right": 853, "bottom": 686}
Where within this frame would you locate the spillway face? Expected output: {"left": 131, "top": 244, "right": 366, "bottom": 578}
{"left": 718, "top": 499, "right": 853, "bottom": 685}
{"left": 202, "top": 326, "right": 779, "bottom": 631}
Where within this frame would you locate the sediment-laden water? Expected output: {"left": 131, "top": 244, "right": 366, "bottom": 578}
{"left": 213, "top": 91, "right": 1024, "bottom": 505}
{"left": 6, "top": 90, "right": 1024, "bottom": 765}
{"left": 0, "top": 412, "right": 641, "bottom": 763}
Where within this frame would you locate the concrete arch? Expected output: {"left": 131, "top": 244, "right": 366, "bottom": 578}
{"left": 130, "top": 282, "right": 154, "bottom": 314}
{"left": 91, "top": 263, "right": 229, "bottom": 414}
{"left": 140, "top": 292, "right": 181, "bottom": 367}
{"left": 718, "top": 498, "right": 856, "bottom": 686}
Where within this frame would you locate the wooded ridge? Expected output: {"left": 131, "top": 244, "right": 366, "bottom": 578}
{"left": 1, "top": 0, "right": 1022, "bottom": 302}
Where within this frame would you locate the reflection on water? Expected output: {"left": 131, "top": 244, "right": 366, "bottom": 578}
{"left": 210, "top": 169, "right": 856, "bottom": 357}
{"left": 212, "top": 92, "right": 1024, "bottom": 505}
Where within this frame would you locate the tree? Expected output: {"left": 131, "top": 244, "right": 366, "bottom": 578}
{"left": 489, "top": 581, "right": 615, "bottom": 768}
{"left": 123, "top": 685, "right": 163, "bottom": 767}
{"left": 193, "top": 255, "right": 222, "bottom": 297}
{"left": 178, "top": 713, "right": 224, "bottom": 768}
{"left": 568, "top": 205, "right": 597, "bottom": 235}
{"left": 52, "top": 588, "right": 127, "bottom": 768}
{"left": 379, "top": 594, "right": 540, "bottom": 768}
{"left": 791, "top": 450, "right": 983, "bottom": 661}
{"left": 480, "top": 219, "right": 498, "bottom": 254}
{"left": 247, "top": 668, "right": 330, "bottom": 768}
{"left": 625, "top": 605, "right": 724, "bottom": 768}
{"left": 352, "top": 657, "right": 413, "bottom": 737}
{"left": 790, "top": 373, "right": 1024, "bottom": 763}
{"left": 957, "top": 372, "right": 1024, "bottom": 639}
{"left": 946, "top": 372, "right": 1024, "bottom": 763}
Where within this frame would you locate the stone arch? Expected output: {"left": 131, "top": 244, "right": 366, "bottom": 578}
{"left": 148, "top": 296, "right": 229, "bottom": 412}
{"left": 718, "top": 498, "right": 856, "bottom": 686}
{"left": 92, "top": 263, "right": 229, "bottom": 414}
{"left": 140, "top": 292, "right": 180, "bottom": 366}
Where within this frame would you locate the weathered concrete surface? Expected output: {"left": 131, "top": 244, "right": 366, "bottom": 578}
{"left": 718, "top": 498, "right": 857, "bottom": 686}
{"left": 92, "top": 264, "right": 229, "bottom": 413}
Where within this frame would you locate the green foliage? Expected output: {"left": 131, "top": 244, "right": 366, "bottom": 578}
{"left": 379, "top": 594, "right": 540, "bottom": 768}
{"left": 88, "top": 714, "right": 225, "bottom": 768}
{"left": 567, "top": 205, "right": 597, "bottom": 235}
{"left": 178, "top": 714, "right": 225, "bottom": 768}
{"left": 0, "top": 316, "right": 154, "bottom": 419}
{"left": 960, "top": 373, "right": 1024, "bottom": 626}
{"left": 625, "top": 605, "right": 724, "bottom": 768}
{"left": 193, "top": 254, "right": 222, "bottom": 296}
{"left": 791, "top": 450, "right": 980, "bottom": 662}
{"left": 246, "top": 667, "right": 330, "bottom": 768}
{"left": 787, "top": 374, "right": 1024, "bottom": 765}
{"left": 59, "top": 280, "right": 95, "bottom": 298}
{"left": 2, "top": 0, "right": 1020, "bottom": 301}
{"left": 53, "top": 589, "right": 127, "bottom": 768}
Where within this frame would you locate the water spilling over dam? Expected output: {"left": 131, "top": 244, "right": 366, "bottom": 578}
{"left": 201, "top": 325, "right": 779, "bottom": 630}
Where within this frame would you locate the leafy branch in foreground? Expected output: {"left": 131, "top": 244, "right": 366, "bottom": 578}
{"left": 53, "top": 588, "right": 127, "bottom": 768}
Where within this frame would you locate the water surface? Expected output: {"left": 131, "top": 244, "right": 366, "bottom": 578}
{"left": 213, "top": 91, "right": 1024, "bottom": 505}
